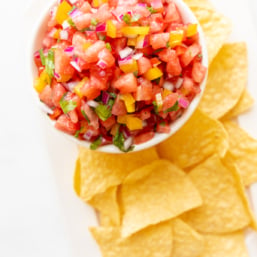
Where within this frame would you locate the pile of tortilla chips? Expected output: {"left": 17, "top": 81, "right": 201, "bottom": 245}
{"left": 73, "top": 0, "right": 257, "bottom": 256}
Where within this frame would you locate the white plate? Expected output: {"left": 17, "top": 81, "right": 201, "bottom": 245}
{"left": 23, "top": 0, "right": 257, "bottom": 256}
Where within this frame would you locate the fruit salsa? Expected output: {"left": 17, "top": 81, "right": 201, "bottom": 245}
{"left": 33, "top": 0, "right": 206, "bottom": 152}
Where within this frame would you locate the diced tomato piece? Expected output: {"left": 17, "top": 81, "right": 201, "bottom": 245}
{"left": 162, "top": 93, "right": 179, "bottom": 111}
{"left": 166, "top": 51, "right": 182, "bottom": 76}
{"left": 150, "top": 33, "right": 169, "bottom": 49}
{"left": 149, "top": 13, "right": 165, "bottom": 33}
{"left": 192, "top": 62, "right": 207, "bottom": 83}
{"left": 52, "top": 83, "right": 67, "bottom": 107}
{"left": 90, "top": 74, "right": 108, "bottom": 90}
{"left": 156, "top": 123, "right": 171, "bottom": 133}
{"left": 139, "top": 108, "right": 152, "bottom": 120}
{"left": 100, "top": 115, "right": 116, "bottom": 130}
{"left": 164, "top": 2, "right": 182, "bottom": 23}
{"left": 81, "top": 79, "right": 101, "bottom": 100}
{"left": 113, "top": 73, "right": 138, "bottom": 94}
{"left": 158, "top": 48, "right": 173, "bottom": 62}
{"left": 134, "top": 132, "right": 155, "bottom": 144}
{"left": 39, "top": 85, "right": 54, "bottom": 108}
{"left": 84, "top": 40, "right": 106, "bottom": 63}
{"left": 68, "top": 109, "right": 79, "bottom": 124}
{"left": 93, "top": 3, "right": 112, "bottom": 23}
{"left": 55, "top": 114, "right": 79, "bottom": 135}
{"left": 54, "top": 48, "right": 75, "bottom": 82}
{"left": 80, "top": 2, "right": 92, "bottom": 13}
{"left": 181, "top": 77, "right": 198, "bottom": 96}
{"left": 111, "top": 97, "right": 127, "bottom": 116}
{"left": 81, "top": 102, "right": 99, "bottom": 129}
{"left": 73, "top": 13, "right": 93, "bottom": 31}
{"left": 180, "top": 43, "right": 201, "bottom": 67}
{"left": 98, "top": 48, "right": 115, "bottom": 68}
{"left": 175, "top": 45, "right": 187, "bottom": 56}
{"left": 136, "top": 77, "right": 153, "bottom": 101}
{"left": 137, "top": 57, "right": 152, "bottom": 75}
{"left": 49, "top": 107, "right": 63, "bottom": 120}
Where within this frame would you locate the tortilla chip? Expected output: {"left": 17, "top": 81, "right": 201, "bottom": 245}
{"left": 99, "top": 213, "right": 117, "bottom": 227}
{"left": 171, "top": 219, "right": 204, "bottom": 257}
{"left": 88, "top": 187, "right": 120, "bottom": 226}
{"left": 157, "top": 109, "right": 228, "bottom": 169}
{"left": 189, "top": 7, "right": 232, "bottom": 63}
{"left": 120, "top": 160, "right": 202, "bottom": 237}
{"left": 183, "top": 0, "right": 214, "bottom": 9}
{"left": 199, "top": 232, "right": 249, "bottom": 257}
{"left": 90, "top": 222, "right": 173, "bottom": 257}
{"left": 222, "top": 89, "right": 255, "bottom": 120}
{"left": 199, "top": 43, "right": 247, "bottom": 119}
{"left": 182, "top": 155, "right": 253, "bottom": 233}
{"left": 75, "top": 146, "right": 159, "bottom": 201}
{"left": 223, "top": 121, "right": 257, "bottom": 186}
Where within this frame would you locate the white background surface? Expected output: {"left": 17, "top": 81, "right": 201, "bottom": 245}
{"left": 0, "top": 0, "right": 257, "bottom": 256}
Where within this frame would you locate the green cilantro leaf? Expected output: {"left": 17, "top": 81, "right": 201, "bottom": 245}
{"left": 152, "top": 101, "right": 159, "bottom": 114}
{"left": 95, "top": 104, "right": 112, "bottom": 121}
{"left": 98, "top": 34, "right": 106, "bottom": 41}
{"left": 81, "top": 109, "right": 90, "bottom": 123}
{"left": 67, "top": 18, "right": 76, "bottom": 28}
{"left": 91, "top": 18, "right": 98, "bottom": 26}
{"left": 39, "top": 49, "right": 45, "bottom": 66}
{"left": 166, "top": 42, "right": 170, "bottom": 48}
{"left": 45, "top": 49, "right": 55, "bottom": 78}
{"left": 153, "top": 77, "right": 161, "bottom": 85}
{"left": 122, "top": 14, "right": 131, "bottom": 24}
{"left": 105, "top": 43, "right": 112, "bottom": 51}
{"left": 109, "top": 92, "right": 117, "bottom": 99}
{"left": 74, "top": 127, "right": 84, "bottom": 138}
{"left": 90, "top": 136, "right": 102, "bottom": 150}
{"left": 147, "top": 6, "right": 157, "bottom": 14}
{"left": 59, "top": 94, "right": 77, "bottom": 114}
{"left": 113, "top": 129, "right": 134, "bottom": 152}
{"left": 164, "top": 101, "right": 179, "bottom": 113}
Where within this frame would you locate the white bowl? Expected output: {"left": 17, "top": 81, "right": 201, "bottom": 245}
{"left": 29, "top": 0, "right": 208, "bottom": 154}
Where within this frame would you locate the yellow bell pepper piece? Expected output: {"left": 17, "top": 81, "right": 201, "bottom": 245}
{"left": 119, "top": 60, "right": 138, "bottom": 73}
{"left": 144, "top": 67, "right": 163, "bottom": 81}
{"left": 55, "top": 0, "right": 72, "bottom": 25}
{"left": 122, "top": 26, "right": 150, "bottom": 36}
{"left": 126, "top": 116, "right": 143, "bottom": 130}
{"left": 83, "top": 42, "right": 92, "bottom": 50}
{"left": 107, "top": 20, "right": 117, "bottom": 38}
{"left": 186, "top": 24, "right": 198, "bottom": 37}
{"left": 121, "top": 94, "right": 136, "bottom": 113}
{"left": 117, "top": 115, "right": 128, "bottom": 124}
{"left": 127, "top": 38, "right": 137, "bottom": 46}
{"left": 92, "top": 0, "right": 108, "bottom": 8}
{"left": 74, "top": 77, "right": 88, "bottom": 98}
{"left": 169, "top": 30, "right": 184, "bottom": 48}
{"left": 163, "top": 89, "right": 172, "bottom": 98}
{"left": 53, "top": 29, "right": 61, "bottom": 39}
{"left": 34, "top": 69, "right": 51, "bottom": 93}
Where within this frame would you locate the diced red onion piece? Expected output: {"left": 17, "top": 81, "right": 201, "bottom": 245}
{"left": 118, "top": 56, "right": 133, "bottom": 66}
{"left": 119, "top": 47, "right": 134, "bottom": 59}
{"left": 87, "top": 100, "right": 99, "bottom": 108}
{"left": 163, "top": 81, "right": 175, "bottom": 91}
{"left": 54, "top": 72, "right": 60, "bottom": 79}
{"left": 64, "top": 81, "right": 78, "bottom": 91}
{"left": 179, "top": 97, "right": 189, "bottom": 108}
{"left": 143, "top": 36, "right": 149, "bottom": 47}
{"left": 70, "top": 61, "right": 82, "bottom": 72}
{"left": 124, "top": 137, "right": 133, "bottom": 151}
{"left": 175, "top": 78, "right": 184, "bottom": 89}
{"left": 137, "top": 3, "right": 147, "bottom": 7}
{"left": 83, "top": 130, "right": 94, "bottom": 140}
{"left": 97, "top": 60, "right": 108, "bottom": 69}
{"left": 102, "top": 91, "right": 110, "bottom": 105}
{"left": 122, "top": 126, "right": 131, "bottom": 139}
{"left": 60, "top": 30, "right": 69, "bottom": 40}
{"left": 69, "top": 8, "right": 83, "bottom": 19}
{"left": 62, "top": 20, "right": 70, "bottom": 29}
{"left": 96, "top": 22, "right": 106, "bottom": 32}
{"left": 132, "top": 52, "right": 143, "bottom": 60}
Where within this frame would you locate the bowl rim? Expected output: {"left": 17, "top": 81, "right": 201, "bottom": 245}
{"left": 28, "top": 0, "right": 208, "bottom": 154}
